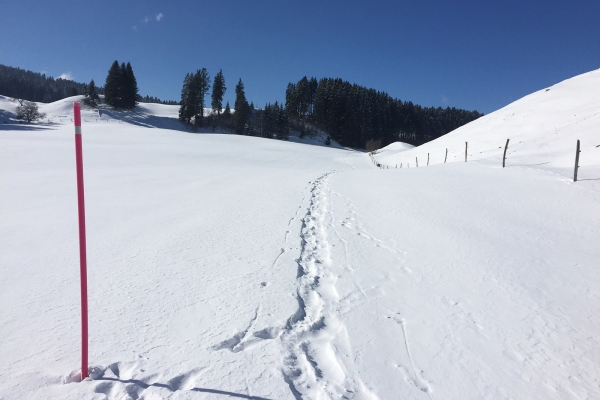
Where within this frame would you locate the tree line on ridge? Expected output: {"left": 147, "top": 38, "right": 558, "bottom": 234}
{"left": 1, "top": 62, "right": 483, "bottom": 148}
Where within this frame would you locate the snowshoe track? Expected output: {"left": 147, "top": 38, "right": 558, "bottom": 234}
{"left": 281, "top": 172, "right": 377, "bottom": 399}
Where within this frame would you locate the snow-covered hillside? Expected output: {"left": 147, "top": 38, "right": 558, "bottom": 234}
{"left": 374, "top": 69, "right": 600, "bottom": 178}
{"left": 0, "top": 95, "right": 188, "bottom": 131}
{"left": 1, "top": 71, "right": 599, "bottom": 400}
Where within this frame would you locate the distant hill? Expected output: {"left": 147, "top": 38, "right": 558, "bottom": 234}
{"left": 374, "top": 68, "right": 600, "bottom": 173}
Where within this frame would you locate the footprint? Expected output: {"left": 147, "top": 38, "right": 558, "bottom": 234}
{"left": 94, "top": 380, "right": 141, "bottom": 399}
{"left": 167, "top": 368, "right": 205, "bottom": 391}
{"left": 212, "top": 331, "right": 246, "bottom": 351}
{"left": 108, "top": 361, "right": 139, "bottom": 380}
{"left": 254, "top": 326, "right": 282, "bottom": 339}
{"left": 213, "top": 306, "right": 260, "bottom": 351}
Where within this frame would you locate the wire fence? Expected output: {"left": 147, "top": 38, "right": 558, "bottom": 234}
{"left": 369, "top": 139, "right": 587, "bottom": 182}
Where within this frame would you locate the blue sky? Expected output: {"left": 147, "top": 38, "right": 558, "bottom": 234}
{"left": 1, "top": 0, "right": 598, "bottom": 114}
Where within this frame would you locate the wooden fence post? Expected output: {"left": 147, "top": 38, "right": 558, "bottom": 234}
{"left": 444, "top": 148, "right": 448, "bottom": 163}
{"left": 465, "top": 142, "right": 468, "bottom": 162}
{"left": 574, "top": 139, "right": 581, "bottom": 182}
{"left": 427, "top": 153, "right": 430, "bottom": 166}
{"left": 416, "top": 157, "right": 418, "bottom": 167}
{"left": 502, "top": 139, "right": 510, "bottom": 168}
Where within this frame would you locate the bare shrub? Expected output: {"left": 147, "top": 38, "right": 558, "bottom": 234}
{"left": 16, "top": 101, "right": 46, "bottom": 123}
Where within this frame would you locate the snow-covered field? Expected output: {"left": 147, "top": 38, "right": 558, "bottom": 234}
{"left": 1, "top": 70, "right": 599, "bottom": 400}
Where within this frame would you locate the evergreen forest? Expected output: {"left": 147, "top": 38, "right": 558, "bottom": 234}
{"left": 0, "top": 63, "right": 174, "bottom": 106}
{"left": 0, "top": 64, "right": 101, "bottom": 103}
{"left": 285, "top": 77, "right": 483, "bottom": 148}
{"left": 1, "top": 62, "right": 483, "bottom": 149}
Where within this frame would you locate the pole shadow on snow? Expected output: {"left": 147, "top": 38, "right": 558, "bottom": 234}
{"left": 96, "top": 377, "right": 274, "bottom": 400}
{"left": 508, "top": 162, "right": 550, "bottom": 167}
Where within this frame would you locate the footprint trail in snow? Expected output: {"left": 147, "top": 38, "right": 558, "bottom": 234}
{"left": 280, "top": 171, "right": 377, "bottom": 400}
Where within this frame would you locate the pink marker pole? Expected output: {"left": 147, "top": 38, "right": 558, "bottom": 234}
{"left": 73, "top": 102, "right": 89, "bottom": 380}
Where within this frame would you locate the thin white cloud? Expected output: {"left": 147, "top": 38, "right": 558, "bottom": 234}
{"left": 58, "top": 72, "right": 73, "bottom": 80}
{"left": 441, "top": 95, "right": 449, "bottom": 105}
{"left": 134, "top": 13, "right": 163, "bottom": 31}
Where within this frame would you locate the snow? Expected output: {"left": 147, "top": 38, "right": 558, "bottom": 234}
{"left": 374, "top": 69, "right": 600, "bottom": 176}
{"left": 1, "top": 70, "right": 600, "bottom": 400}
{"left": 377, "top": 141, "right": 415, "bottom": 154}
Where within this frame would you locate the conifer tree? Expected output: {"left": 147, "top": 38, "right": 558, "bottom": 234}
{"left": 83, "top": 79, "right": 100, "bottom": 108}
{"left": 211, "top": 69, "right": 226, "bottom": 116}
{"left": 234, "top": 79, "right": 249, "bottom": 135}
{"left": 276, "top": 102, "right": 289, "bottom": 140}
{"left": 104, "top": 60, "right": 122, "bottom": 108}
{"left": 119, "top": 63, "right": 127, "bottom": 108}
{"left": 179, "top": 73, "right": 194, "bottom": 123}
{"left": 123, "top": 62, "right": 139, "bottom": 109}
{"left": 178, "top": 69, "right": 210, "bottom": 127}
{"left": 104, "top": 61, "right": 138, "bottom": 110}
{"left": 193, "top": 68, "right": 210, "bottom": 127}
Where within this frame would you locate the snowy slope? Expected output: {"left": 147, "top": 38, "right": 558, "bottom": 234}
{"left": 375, "top": 69, "right": 600, "bottom": 177}
{"left": 1, "top": 71, "right": 600, "bottom": 400}
{"left": 0, "top": 95, "right": 19, "bottom": 115}
{"left": 0, "top": 95, "right": 190, "bottom": 131}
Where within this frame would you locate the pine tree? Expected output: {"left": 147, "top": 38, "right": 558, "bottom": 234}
{"left": 104, "top": 60, "right": 122, "bottom": 108}
{"left": 179, "top": 73, "right": 193, "bottom": 123}
{"left": 123, "top": 62, "right": 139, "bottom": 109}
{"left": 178, "top": 69, "right": 210, "bottom": 127}
{"left": 276, "top": 103, "right": 289, "bottom": 140}
{"left": 285, "top": 83, "right": 299, "bottom": 118}
{"left": 223, "top": 101, "right": 232, "bottom": 129}
{"left": 261, "top": 103, "right": 273, "bottom": 137}
{"left": 104, "top": 61, "right": 138, "bottom": 110}
{"left": 234, "top": 79, "right": 249, "bottom": 135}
{"left": 211, "top": 69, "right": 226, "bottom": 116}
{"left": 119, "top": 63, "right": 127, "bottom": 108}
{"left": 297, "top": 76, "right": 309, "bottom": 116}
{"left": 193, "top": 68, "right": 210, "bottom": 127}
{"left": 83, "top": 79, "right": 100, "bottom": 108}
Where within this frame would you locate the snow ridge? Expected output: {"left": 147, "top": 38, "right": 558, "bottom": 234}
{"left": 281, "top": 172, "right": 376, "bottom": 400}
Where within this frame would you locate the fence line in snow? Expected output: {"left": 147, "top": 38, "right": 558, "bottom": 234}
{"left": 371, "top": 139, "right": 586, "bottom": 182}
